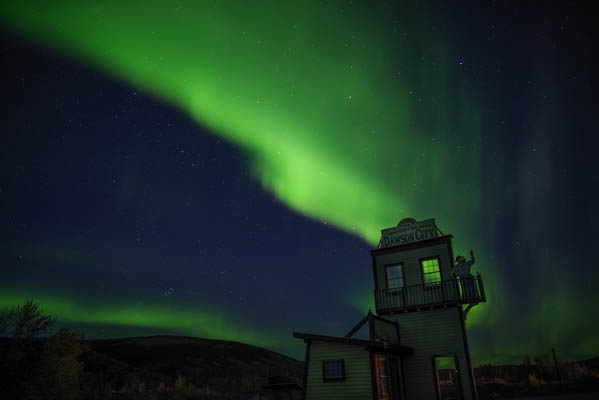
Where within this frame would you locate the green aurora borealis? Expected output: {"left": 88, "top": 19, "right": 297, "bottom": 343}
{"left": 1, "top": 1, "right": 597, "bottom": 363}
{"left": 0, "top": 287, "right": 282, "bottom": 348}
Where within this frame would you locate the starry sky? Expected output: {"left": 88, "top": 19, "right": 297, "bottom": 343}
{"left": 1, "top": 1, "right": 597, "bottom": 364}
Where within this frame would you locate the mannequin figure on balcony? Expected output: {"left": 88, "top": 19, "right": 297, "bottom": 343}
{"left": 452, "top": 250, "right": 476, "bottom": 296}
{"left": 451, "top": 250, "right": 475, "bottom": 279}
{"left": 451, "top": 250, "right": 479, "bottom": 320}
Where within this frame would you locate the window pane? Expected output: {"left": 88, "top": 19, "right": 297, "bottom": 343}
{"left": 422, "top": 258, "right": 441, "bottom": 285}
{"left": 324, "top": 360, "right": 344, "bottom": 379}
{"left": 389, "top": 278, "right": 403, "bottom": 288}
{"left": 424, "top": 272, "right": 440, "bottom": 284}
{"left": 387, "top": 265, "right": 404, "bottom": 289}
{"left": 388, "top": 266, "right": 402, "bottom": 278}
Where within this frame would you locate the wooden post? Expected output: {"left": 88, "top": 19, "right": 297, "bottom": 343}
{"left": 552, "top": 348, "right": 562, "bottom": 390}
{"left": 455, "top": 277, "right": 462, "bottom": 303}
{"left": 477, "top": 274, "right": 486, "bottom": 302}
{"left": 441, "top": 279, "right": 446, "bottom": 303}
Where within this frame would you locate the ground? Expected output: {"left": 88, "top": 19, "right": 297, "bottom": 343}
{"left": 498, "top": 393, "right": 599, "bottom": 400}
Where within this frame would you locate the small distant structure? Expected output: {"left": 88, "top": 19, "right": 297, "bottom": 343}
{"left": 294, "top": 217, "right": 486, "bottom": 400}
{"left": 258, "top": 376, "right": 303, "bottom": 400}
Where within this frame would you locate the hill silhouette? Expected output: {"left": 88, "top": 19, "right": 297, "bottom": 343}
{"left": 80, "top": 335, "right": 303, "bottom": 398}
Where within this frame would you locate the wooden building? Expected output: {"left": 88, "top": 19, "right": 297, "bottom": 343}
{"left": 294, "top": 218, "right": 486, "bottom": 400}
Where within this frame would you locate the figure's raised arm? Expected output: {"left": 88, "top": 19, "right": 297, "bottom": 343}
{"left": 464, "top": 250, "right": 476, "bottom": 274}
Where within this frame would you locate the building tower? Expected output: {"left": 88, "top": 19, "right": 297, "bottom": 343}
{"left": 293, "top": 217, "right": 486, "bottom": 400}
{"left": 371, "top": 217, "right": 486, "bottom": 400}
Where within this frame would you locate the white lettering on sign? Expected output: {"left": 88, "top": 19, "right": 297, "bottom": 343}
{"left": 381, "top": 218, "right": 438, "bottom": 248}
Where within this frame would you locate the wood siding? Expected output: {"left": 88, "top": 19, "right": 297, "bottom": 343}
{"left": 386, "top": 308, "right": 474, "bottom": 400}
{"left": 305, "top": 341, "right": 373, "bottom": 400}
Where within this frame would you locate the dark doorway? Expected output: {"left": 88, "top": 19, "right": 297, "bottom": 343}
{"left": 389, "top": 357, "right": 402, "bottom": 400}
{"left": 433, "top": 355, "right": 463, "bottom": 400}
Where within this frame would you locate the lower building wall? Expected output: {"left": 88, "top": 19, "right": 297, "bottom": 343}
{"left": 386, "top": 307, "right": 474, "bottom": 400}
{"left": 305, "top": 341, "right": 373, "bottom": 400}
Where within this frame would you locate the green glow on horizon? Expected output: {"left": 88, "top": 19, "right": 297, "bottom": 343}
{"left": 0, "top": 288, "right": 283, "bottom": 348}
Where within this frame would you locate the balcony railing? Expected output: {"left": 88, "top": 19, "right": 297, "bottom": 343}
{"left": 374, "top": 274, "right": 486, "bottom": 312}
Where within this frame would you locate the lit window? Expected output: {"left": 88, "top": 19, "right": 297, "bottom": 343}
{"left": 421, "top": 258, "right": 441, "bottom": 285}
{"left": 386, "top": 264, "right": 404, "bottom": 289}
{"left": 323, "top": 360, "right": 345, "bottom": 381}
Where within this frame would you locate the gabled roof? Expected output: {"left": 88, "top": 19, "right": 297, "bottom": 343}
{"left": 293, "top": 332, "right": 413, "bottom": 356}
{"left": 345, "top": 310, "right": 398, "bottom": 340}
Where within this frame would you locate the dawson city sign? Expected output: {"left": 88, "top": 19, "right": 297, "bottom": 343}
{"left": 380, "top": 218, "right": 438, "bottom": 248}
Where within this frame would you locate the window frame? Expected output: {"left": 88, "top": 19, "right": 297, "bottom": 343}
{"left": 420, "top": 256, "right": 442, "bottom": 287}
{"left": 322, "top": 359, "right": 346, "bottom": 382}
{"left": 385, "top": 263, "right": 405, "bottom": 291}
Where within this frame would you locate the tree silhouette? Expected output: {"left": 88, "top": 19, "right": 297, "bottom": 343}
{"left": 7, "top": 299, "right": 54, "bottom": 339}
{"left": 0, "top": 300, "right": 56, "bottom": 398}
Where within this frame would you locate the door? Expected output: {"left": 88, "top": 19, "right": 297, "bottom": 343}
{"left": 375, "top": 355, "right": 390, "bottom": 400}
{"left": 375, "top": 354, "right": 402, "bottom": 400}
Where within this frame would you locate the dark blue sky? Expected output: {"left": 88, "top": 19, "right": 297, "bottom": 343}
{"left": 1, "top": 31, "right": 376, "bottom": 354}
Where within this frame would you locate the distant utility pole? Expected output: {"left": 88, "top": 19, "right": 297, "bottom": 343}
{"left": 552, "top": 348, "right": 562, "bottom": 390}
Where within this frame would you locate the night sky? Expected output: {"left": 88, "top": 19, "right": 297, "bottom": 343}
{"left": 1, "top": 1, "right": 598, "bottom": 364}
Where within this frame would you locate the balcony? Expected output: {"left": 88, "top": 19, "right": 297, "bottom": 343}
{"left": 374, "top": 274, "right": 486, "bottom": 313}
